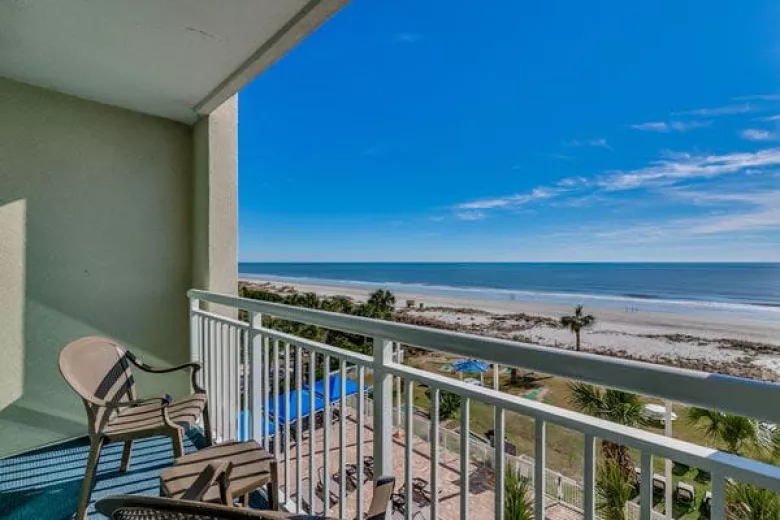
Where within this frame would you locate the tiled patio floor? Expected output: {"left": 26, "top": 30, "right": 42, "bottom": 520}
{"left": 275, "top": 412, "right": 581, "bottom": 520}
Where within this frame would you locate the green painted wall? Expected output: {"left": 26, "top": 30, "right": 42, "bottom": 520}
{"left": 0, "top": 78, "right": 196, "bottom": 457}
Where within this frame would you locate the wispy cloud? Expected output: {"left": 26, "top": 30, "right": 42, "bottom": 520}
{"left": 455, "top": 177, "right": 590, "bottom": 211}
{"left": 394, "top": 32, "right": 424, "bottom": 44}
{"left": 565, "top": 138, "right": 611, "bottom": 149}
{"left": 597, "top": 148, "right": 780, "bottom": 190}
{"left": 755, "top": 114, "right": 780, "bottom": 122}
{"left": 739, "top": 128, "right": 780, "bottom": 141}
{"left": 733, "top": 94, "right": 780, "bottom": 101}
{"left": 630, "top": 121, "right": 670, "bottom": 132}
{"left": 674, "top": 103, "right": 754, "bottom": 117}
{"left": 630, "top": 120, "right": 711, "bottom": 133}
{"left": 456, "top": 186, "right": 567, "bottom": 210}
{"left": 595, "top": 195, "right": 780, "bottom": 241}
{"left": 455, "top": 211, "right": 486, "bottom": 221}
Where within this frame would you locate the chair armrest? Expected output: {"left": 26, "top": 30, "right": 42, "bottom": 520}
{"left": 181, "top": 460, "right": 233, "bottom": 503}
{"left": 103, "top": 394, "right": 174, "bottom": 409}
{"left": 125, "top": 351, "right": 205, "bottom": 393}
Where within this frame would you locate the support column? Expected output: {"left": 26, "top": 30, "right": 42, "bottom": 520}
{"left": 192, "top": 95, "right": 238, "bottom": 315}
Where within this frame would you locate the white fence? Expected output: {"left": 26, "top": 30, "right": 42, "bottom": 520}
{"left": 189, "top": 289, "right": 780, "bottom": 520}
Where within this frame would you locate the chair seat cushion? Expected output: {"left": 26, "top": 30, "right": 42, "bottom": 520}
{"left": 104, "top": 393, "right": 207, "bottom": 436}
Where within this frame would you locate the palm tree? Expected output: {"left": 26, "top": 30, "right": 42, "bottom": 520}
{"left": 569, "top": 383, "right": 646, "bottom": 426}
{"left": 560, "top": 305, "right": 595, "bottom": 351}
{"left": 504, "top": 468, "right": 534, "bottom": 520}
{"left": 686, "top": 408, "right": 759, "bottom": 454}
{"left": 569, "top": 383, "right": 645, "bottom": 479}
{"left": 367, "top": 289, "right": 396, "bottom": 317}
{"left": 425, "top": 388, "right": 461, "bottom": 420}
{"left": 321, "top": 295, "right": 355, "bottom": 314}
{"left": 596, "top": 459, "right": 634, "bottom": 520}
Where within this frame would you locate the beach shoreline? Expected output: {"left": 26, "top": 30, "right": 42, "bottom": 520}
{"left": 239, "top": 277, "right": 780, "bottom": 381}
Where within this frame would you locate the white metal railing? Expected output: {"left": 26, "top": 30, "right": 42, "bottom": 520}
{"left": 188, "top": 289, "right": 780, "bottom": 520}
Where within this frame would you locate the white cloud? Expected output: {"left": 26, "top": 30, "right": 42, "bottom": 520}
{"left": 739, "top": 128, "right": 779, "bottom": 142}
{"left": 755, "top": 114, "right": 780, "bottom": 122}
{"left": 594, "top": 187, "right": 780, "bottom": 242}
{"left": 455, "top": 211, "right": 486, "bottom": 221}
{"left": 631, "top": 121, "right": 670, "bottom": 132}
{"left": 734, "top": 94, "right": 780, "bottom": 101}
{"left": 565, "top": 138, "right": 611, "bottom": 149}
{"left": 597, "top": 148, "right": 780, "bottom": 190}
{"left": 630, "top": 120, "right": 710, "bottom": 133}
{"left": 456, "top": 186, "right": 566, "bottom": 210}
{"left": 674, "top": 103, "right": 754, "bottom": 117}
{"left": 394, "top": 33, "right": 424, "bottom": 43}
{"left": 555, "top": 176, "right": 589, "bottom": 188}
{"left": 670, "top": 120, "right": 712, "bottom": 132}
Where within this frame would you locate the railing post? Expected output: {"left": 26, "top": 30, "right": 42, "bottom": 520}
{"left": 373, "top": 336, "right": 394, "bottom": 479}
{"left": 395, "top": 343, "right": 402, "bottom": 429}
{"left": 249, "top": 311, "right": 263, "bottom": 443}
{"left": 189, "top": 297, "right": 200, "bottom": 364}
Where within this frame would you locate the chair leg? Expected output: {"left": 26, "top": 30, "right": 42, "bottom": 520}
{"left": 120, "top": 440, "right": 133, "bottom": 472}
{"left": 172, "top": 429, "right": 184, "bottom": 459}
{"left": 203, "top": 402, "right": 214, "bottom": 446}
{"left": 76, "top": 437, "right": 104, "bottom": 520}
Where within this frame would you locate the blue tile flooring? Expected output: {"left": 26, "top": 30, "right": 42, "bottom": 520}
{"left": 0, "top": 430, "right": 269, "bottom": 519}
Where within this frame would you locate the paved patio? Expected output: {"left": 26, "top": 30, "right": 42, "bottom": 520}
{"left": 274, "top": 411, "right": 583, "bottom": 520}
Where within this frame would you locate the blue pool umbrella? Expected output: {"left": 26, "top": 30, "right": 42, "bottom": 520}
{"left": 238, "top": 410, "right": 275, "bottom": 440}
{"left": 267, "top": 389, "right": 325, "bottom": 425}
{"left": 311, "top": 374, "right": 360, "bottom": 402}
{"left": 452, "top": 359, "right": 490, "bottom": 374}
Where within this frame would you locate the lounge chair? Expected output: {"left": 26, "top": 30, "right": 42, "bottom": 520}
{"left": 675, "top": 481, "right": 696, "bottom": 506}
{"left": 97, "top": 476, "right": 396, "bottom": 520}
{"left": 59, "top": 336, "right": 212, "bottom": 520}
{"left": 652, "top": 474, "right": 666, "bottom": 496}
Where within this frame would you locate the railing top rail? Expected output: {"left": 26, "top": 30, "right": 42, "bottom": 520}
{"left": 189, "top": 289, "right": 780, "bottom": 423}
{"left": 256, "top": 326, "right": 373, "bottom": 367}
{"left": 385, "top": 362, "right": 780, "bottom": 493}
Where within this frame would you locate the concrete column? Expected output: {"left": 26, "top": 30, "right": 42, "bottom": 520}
{"left": 192, "top": 95, "right": 238, "bottom": 314}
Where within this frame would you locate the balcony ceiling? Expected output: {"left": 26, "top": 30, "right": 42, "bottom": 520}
{"left": 0, "top": 0, "right": 346, "bottom": 123}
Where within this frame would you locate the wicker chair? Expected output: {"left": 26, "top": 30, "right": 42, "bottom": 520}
{"left": 96, "top": 475, "right": 396, "bottom": 520}
{"left": 58, "top": 336, "right": 213, "bottom": 520}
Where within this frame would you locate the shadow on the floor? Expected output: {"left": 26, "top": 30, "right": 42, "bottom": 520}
{"left": 0, "top": 430, "right": 210, "bottom": 519}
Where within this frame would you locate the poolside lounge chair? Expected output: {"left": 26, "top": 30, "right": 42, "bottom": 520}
{"left": 652, "top": 474, "right": 666, "bottom": 496}
{"left": 675, "top": 481, "right": 696, "bottom": 506}
{"left": 299, "top": 475, "right": 395, "bottom": 519}
{"left": 59, "top": 336, "right": 211, "bottom": 520}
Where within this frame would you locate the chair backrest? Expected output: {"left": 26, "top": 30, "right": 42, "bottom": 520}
{"left": 366, "top": 476, "right": 396, "bottom": 520}
{"left": 59, "top": 336, "right": 136, "bottom": 434}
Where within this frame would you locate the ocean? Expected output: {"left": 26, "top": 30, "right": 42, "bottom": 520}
{"left": 239, "top": 262, "right": 780, "bottom": 320}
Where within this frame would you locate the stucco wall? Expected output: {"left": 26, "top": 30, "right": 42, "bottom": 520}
{"left": 0, "top": 78, "right": 195, "bottom": 457}
{"left": 192, "top": 95, "right": 238, "bottom": 301}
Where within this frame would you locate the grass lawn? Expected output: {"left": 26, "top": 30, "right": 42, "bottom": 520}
{"left": 402, "top": 350, "right": 773, "bottom": 519}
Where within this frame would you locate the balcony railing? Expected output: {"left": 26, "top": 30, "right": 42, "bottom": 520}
{"left": 188, "top": 289, "right": 780, "bottom": 520}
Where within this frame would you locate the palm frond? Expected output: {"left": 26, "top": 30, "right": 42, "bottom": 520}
{"left": 727, "top": 482, "right": 780, "bottom": 519}
{"left": 568, "top": 383, "right": 605, "bottom": 417}
{"left": 596, "top": 459, "right": 633, "bottom": 520}
{"left": 505, "top": 468, "right": 534, "bottom": 520}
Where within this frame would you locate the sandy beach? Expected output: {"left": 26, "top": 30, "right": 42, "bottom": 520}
{"left": 240, "top": 278, "right": 780, "bottom": 380}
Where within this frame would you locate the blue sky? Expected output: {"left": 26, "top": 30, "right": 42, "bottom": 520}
{"left": 239, "top": 0, "right": 780, "bottom": 262}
